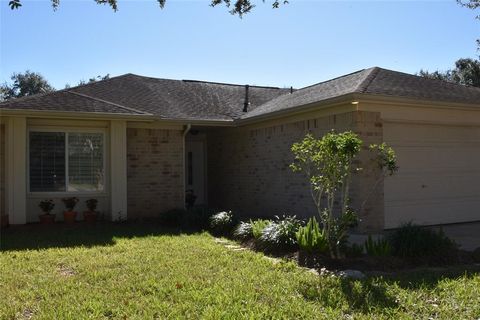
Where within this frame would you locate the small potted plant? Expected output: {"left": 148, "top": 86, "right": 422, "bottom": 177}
{"left": 38, "top": 199, "right": 56, "bottom": 224}
{"left": 185, "top": 189, "right": 197, "bottom": 208}
{"left": 62, "top": 197, "right": 79, "bottom": 224}
{"left": 84, "top": 199, "right": 98, "bottom": 223}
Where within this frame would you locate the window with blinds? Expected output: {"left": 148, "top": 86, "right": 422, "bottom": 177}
{"left": 29, "top": 132, "right": 66, "bottom": 192}
{"left": 29, "top": 131, "right": 104, "bottom": 193}
{"left": 68, "top": 133, "right": 104, "bottom": 192}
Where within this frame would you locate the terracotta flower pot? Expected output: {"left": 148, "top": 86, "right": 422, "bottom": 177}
{"left": 63, "top": 211, "right": 77, "bottom": 224}
{"left": 83, "top": 211, "right": 97, "bottom": 223}
{"left": 1, "top": 214, "right": 9, "bottom": 228}
{"left": 39, "top": 214, "right": 56, "bottom": 224}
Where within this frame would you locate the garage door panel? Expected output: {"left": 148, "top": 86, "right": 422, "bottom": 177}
{"left": 385, "top": 173, "right": 480, "bottom": 202}
{"left": 392, "top": 147, "right": 480, "bottom": 171}
{"left": 386, "top": 123, "right": 480, "bottom": 142}
{"left": 384, "top": 122, "right": 480, "bottom": 229}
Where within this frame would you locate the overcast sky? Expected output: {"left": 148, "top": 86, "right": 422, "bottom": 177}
{"left": 1, "top": 0, "right": 479, "bottom": 89}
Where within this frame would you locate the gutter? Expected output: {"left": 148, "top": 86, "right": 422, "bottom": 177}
{"left": 182, "top": 123, "right": 192, "bottom": 210}
{"left": 0, "top": 109, "right": 156, "bottom": 121}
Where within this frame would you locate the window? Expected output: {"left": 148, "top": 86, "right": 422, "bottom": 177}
{"left": 29, "top": 131, "right": 104, "bottom": 192}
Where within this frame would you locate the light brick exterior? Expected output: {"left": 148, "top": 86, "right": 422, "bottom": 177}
{"left": 207, "top": 111, "right": 384, "bottom": 232}
{"left": 127, "top": 128, "right": 184, "bottom": 220}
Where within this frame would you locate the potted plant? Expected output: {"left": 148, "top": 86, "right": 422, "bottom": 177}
{"left": 84, "top": 199, "right": 98, "bottom": 223}
{"left": 62, "top": 197, "right": 79, "bottom": 224}
{"left": 185, "top": 189, "right": 197, "bottom": 208}
{"left": 38, "top": 199, "right": 56, "bottom": 224}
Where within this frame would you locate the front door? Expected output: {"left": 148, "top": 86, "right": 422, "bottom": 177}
{"left": 185, "top": 141, "right": 206, "bottom": 206}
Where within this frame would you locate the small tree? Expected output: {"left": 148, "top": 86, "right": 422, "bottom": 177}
{"left": 291, "top": 131, "right": 397, "bottom": 259}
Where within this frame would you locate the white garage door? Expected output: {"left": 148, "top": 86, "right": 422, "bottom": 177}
{"left": 384, "top": 122, "right": 480, "bottom": 229}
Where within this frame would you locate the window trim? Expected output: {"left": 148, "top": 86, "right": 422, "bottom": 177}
{"left": 27, "top": 127, "right": 108, "bottom": 195}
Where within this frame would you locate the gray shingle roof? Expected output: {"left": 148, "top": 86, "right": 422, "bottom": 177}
{"left": 0, "top": 89, "right": 149, "bottom": 115}
{"left": 69, "top": 74, "right": 289, "bottom": 121}
{"left": 242, "top": 67, "right": 480, "bottom": 119}
{"left": 2, "top": 67, "right": 480, "bottom": 121}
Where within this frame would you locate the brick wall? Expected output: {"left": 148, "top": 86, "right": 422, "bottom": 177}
{"left": 127, "top": 128, "right": 184, "bottom": 219}
{"left": 207, "top": 111, "right": 384, "bottom": 232}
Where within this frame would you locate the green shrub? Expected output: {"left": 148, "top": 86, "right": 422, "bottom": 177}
{"left": 344, "top": 243, "right": 364, "bottom": 258}
{"left": 209, "top": 211, "right": 235, "bottom": 236}
{"left": 233, "top": 221, "right": 253, "bottom": 240}
{"left": 296, "top": 217, "right": 328, "bottom": 253}
{"left": 251, "top": 219, "right": 271, "bottom": 239}
{"left": 364, "top": 235, "right": 392, "bottom": 257}
{"left": 259, "top": 215, "right": 303, "bottom": 251}
{"left": 158, "top": 208, "right": 186, "bottom": 226}
{"left": 388, "top": 223, "right": 458, "bottom": 264}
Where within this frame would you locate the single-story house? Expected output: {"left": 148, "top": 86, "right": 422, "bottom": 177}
{"left": 1, "top": 67, "right": 480, "bottom": 232}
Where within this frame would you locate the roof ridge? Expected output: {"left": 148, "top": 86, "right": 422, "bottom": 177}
{"left": 67, "top": 91, "right": 152, "bottom": 115}
{"left": 356, "top": 67, "right": 381, "bottom": 93}
{"left": 127, "top": 73, "right": 286, "bottom": 90}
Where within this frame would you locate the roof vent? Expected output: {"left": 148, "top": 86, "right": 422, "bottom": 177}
{"left": 243, "top": 84, "right": 250, "bottom": 112}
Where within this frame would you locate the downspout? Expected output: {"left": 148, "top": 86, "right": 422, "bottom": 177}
{"left": 182, "top": 123, "right": 192, "bottom": 209}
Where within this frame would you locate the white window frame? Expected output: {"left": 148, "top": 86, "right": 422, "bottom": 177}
{"left": 27, "top": 127, "right": 108, "bottom": 196}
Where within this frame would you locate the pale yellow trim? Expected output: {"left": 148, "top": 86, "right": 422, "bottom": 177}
{"left": 28, "top": 118, "right": 109, "bottom": 128}
{"left": 0, "top": 109, "right": 155, "bottom": 121}
{"left": 127, "top": 121, "right": 184, "bottom": 130}
{"left": 354, "top": 93, "right": 480, "bottom": 110}
{"left": 110, "top": 120, "right": 128, "bottom": 221}
{"left": 359, "top": 101, "right": 480, "bottom": 126}
{"left": 6, "top": 117, "right": 27, "bottom": 224}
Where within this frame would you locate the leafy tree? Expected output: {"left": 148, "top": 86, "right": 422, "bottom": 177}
{"left": 8, "top": 0, "right": 288, "bottom": 16}
{"left": 290, "top": 131, "right": 397, "bottom": 259}
{"left": 457, "top": 0, "right": 480, "bottom": 47}
{"left": 0, "top": 70, "right": 55, "bottom": 101}
{"left": 418, "top": 58, "right": 480, "bottom": 87}
{"left": 65, "top": 74, "right": 110, "bottom": 88}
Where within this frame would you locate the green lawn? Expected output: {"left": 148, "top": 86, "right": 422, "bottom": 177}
{"left": 1, "top": 224, "right": 479, "bottom": 319}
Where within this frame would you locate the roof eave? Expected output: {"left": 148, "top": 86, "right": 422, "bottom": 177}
{"left": 0, "top": 109, "right": 156, "bottom": 121}
{"left": 0, "top": 108, "right": 236, "bottom": 126}
{"left": 236, "top": 93, "right": 358, "bottom": 125}
{"left": 354, "top": 93, "right": 480, "bottom": 110}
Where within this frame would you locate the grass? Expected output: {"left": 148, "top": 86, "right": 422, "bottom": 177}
{"left": 1, "top": 223, "right": 480, "bottom": 319}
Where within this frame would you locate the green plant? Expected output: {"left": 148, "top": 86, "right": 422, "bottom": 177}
{"left": 62, "top": 197, "right": 79, "bottom": 211}
{"left": 364, "top": 235, "right": 392, "bottom": 257}
{"left": 233, "top": 221, "right": 253, "bottom": 240}
{"left": 259, "top": 215, "right": 302, "bottom": 250}
{"left": 251, "top": 219, "right": 271, "bottom": 239}
{"left": 296, "top": 217, "right": 328, "bottom": 253}
{"left": 159, "top": 208, "right": 186, "bottom": 226}
{"left": 291, "top": 131, "right": 397, "bottom": 259}
{"left": 388, "top": 223, "right": 458, "bottom": 265}
{"left": 39, "top": 199, "right": 55, "bottom": 214}
{"left": 85, "top": 199, "right": 98, "bottom": 212}
{"left": 209, "top": 211, "right": 235, "bottom": 236}
{"left": 344, "top": 243, "right": 364, "bottom": 258}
